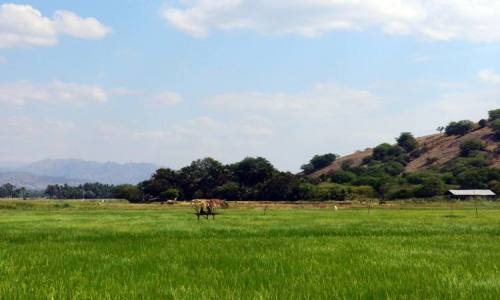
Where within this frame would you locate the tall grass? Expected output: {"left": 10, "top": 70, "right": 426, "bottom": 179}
{"left": 0, "top": 200, "right": 499, "bottom": 299}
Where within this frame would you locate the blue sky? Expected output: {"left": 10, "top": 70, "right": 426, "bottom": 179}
{"left": 1, "top": 1, "right": 499, "bottom": 171}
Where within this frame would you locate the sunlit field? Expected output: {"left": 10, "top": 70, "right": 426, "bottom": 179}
{"left": 1, "top": 199, "right": 500, "bottom": 299}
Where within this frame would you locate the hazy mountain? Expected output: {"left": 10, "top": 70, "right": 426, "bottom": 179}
{"left": 16, "top": 159, "right": 158, "bottom": 185}
{"left": 0, "top": 161, "right": 27, "bottom": 172}
{"left": 0, "top": 172, "right": 86, "bottom": 190}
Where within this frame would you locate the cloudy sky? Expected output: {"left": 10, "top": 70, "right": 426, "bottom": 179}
{"left": 1, "top": 0, "right": 499, "bottom": 171}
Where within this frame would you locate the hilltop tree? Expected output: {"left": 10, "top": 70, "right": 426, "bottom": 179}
{"left": 445, "top": 120, "right": 475, "bottom": 136}
{"left": 301, "top": 153, "right": 338, "bottom": 174}
{"left": 396, "top": 132, "right": 419, "bottom": 153}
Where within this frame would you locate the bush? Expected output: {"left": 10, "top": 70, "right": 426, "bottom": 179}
{"left": 414, "top": 178, "right": 445, "bottom": 198}
{"left": 396, "top": 132, "right": 419, "bottom": 152}
{"left": 350, "top": 186, "right": 376, "bottom": 199}
{"left": 445, "top": 120, "right": 475, "bottom": 136}
{"left": 302, "top": 154, "right": 338, "bottom": 174}
{"left": 492, "top": 119, "right": 500, "bottom": 139}
{"left": 489, "top": 180, "right": 500, "bottom": 195}
{"left": 459, "top": 139, "right": 486, "bottom": 157}
{"left": 331, "top": 170, "right": 356, "bottom": 184}
{"left": 315, "top": 183, "right": 351, "bottom": 201}
{"left": 372, "top": 144, "right": 408, "bottom": 163}
{"left": 488, "top": 108, "right": 500, "bottom": 121}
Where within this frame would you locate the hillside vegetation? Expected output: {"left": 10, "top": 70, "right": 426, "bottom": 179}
{"left": 302, "top": 108, "right": 500, "bottom": 199}
{"left": 311, "top": 126, "right": 499, "bottom": 177}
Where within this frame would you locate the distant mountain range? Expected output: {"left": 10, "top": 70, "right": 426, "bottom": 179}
{"left": 0, "top": 159, "right": 158, "bottom": 190}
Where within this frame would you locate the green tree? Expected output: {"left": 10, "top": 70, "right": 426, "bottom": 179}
{"left": 160, "top": 188, "right": 180, "bottom": 202}
{"left": 178, "top": 158, "right": 229, "bottom": 199}
{"left": 396, "top": 132, "right": 419, "bottom": 152}
{"left": 214, "top": 182, "right": 240, "bottom": 200}
{"left": 230, "top": 157, "right": 276, "bottom": 187}
{"left": 414, "top": 177, "right": 445, "bottom": 198}
{"left": 113, "top": 184, "right": 143, "bottom": 203}
{"left": 257, "top": 172, "right": 301, "bottom": 201}
{"left": 488, "top": 108, "right": 500, "bottom": 121}
{"left": 331, "top": 170, "right": 356, "bottom": 184}
{"left": 140, "top": 168, "right": 178, "bottom": 199}
{"left": 459, "top": 139, "right": 486, "bottom": 157}
{"left": 492, "top": 119, "right": 500, "bottom": 139}
{"left": 372, "top": 144, "right": 408, "bottom": 164}
{"left": 445, "top": 120, "right": 475, "bottom": 136}
{"left": 301, "top": 153, "right": 338, "bottom": 174}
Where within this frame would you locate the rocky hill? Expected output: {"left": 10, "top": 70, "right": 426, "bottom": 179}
{"left": 310, "top": 126, "right": 499, "bottom": 178}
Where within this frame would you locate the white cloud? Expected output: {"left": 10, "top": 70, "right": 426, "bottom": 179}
{"left": 162, "top": 0, "right": 500, "bottom": 42}
{"left": 0, "top": 3, "right": 110, "bottom": 48}
{"left": 146, "top": 91, "right": 183, "bottom": 106}
{"left": 0, "top": 81, "right": 108, "bottom": 105}
{"left": 208, "top": 83, "right": 381, "bottom": 118}
{"left": 52, "top": 10, "right": 111, "bottom": 40}
{"left": 478, "top": 69, "right": 500, "bottom": 84}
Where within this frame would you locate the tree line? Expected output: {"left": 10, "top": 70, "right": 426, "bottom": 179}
{"left": 1, "top": 108, "right": 498, "bottom": 202}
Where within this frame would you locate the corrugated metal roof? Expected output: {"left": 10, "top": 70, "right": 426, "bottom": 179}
{"left": 447, "top": 190, "right": 496, "bottom": 196}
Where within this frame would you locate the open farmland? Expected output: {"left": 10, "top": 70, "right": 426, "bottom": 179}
{"left": 1, "top": 200, "right": 500, "bottom": 299}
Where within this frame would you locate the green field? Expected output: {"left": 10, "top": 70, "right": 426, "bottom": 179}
{"left": 1, "top": 200, "right": 500, "bottom": 299}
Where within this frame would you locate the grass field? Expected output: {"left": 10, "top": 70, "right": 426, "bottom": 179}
{"left": 1, "top": 200, "right": 500, "bottom": 299}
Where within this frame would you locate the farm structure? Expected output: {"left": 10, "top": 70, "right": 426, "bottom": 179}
{"left": 446, "top": 190, "right": 496, "bottom": 199}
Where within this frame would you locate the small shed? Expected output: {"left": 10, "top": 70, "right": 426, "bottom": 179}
{"left": 446, "top": 190, "right": 496, "bottom": 199}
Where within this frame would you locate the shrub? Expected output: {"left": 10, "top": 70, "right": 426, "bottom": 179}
{"left": 331, "top": 170, "right": 356, "bottom": 184}
{"left": 488, "top": 108, "right": 500, "bottom": 121}
{"left": 490, "top": 180, "right": 500, "bottom": 195}
{"left": 459, "top": 139, "right": 486, "bottom": 157}
{"left": 372, "top": 144, "right": 408, "bottom": 163}
{"left": 301, "top": 154, "right": 338, "bottom": 174}
{"left": 445, "top": 120, "right": 475, "bottom": 136}
{"left": 478, "top": 119, "right": 488, "bottom": 128}
{"left": 350, "top": 186, "right": 376, "bottom": 199}
{"left": 315, "top": 183, "right": 351, "bottom": 201}
{"left": 396, "top": 132, "right": 419, "bottom": 152}
{"left": 414, "top": 178, "right": 445, "bottom": 198}
{"left": 492, "top": 119, "right": 500, "bottom": 139}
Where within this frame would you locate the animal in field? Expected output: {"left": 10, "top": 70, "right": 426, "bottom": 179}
{"left": 192, "top": 199, "right": 228, "bottom": 219}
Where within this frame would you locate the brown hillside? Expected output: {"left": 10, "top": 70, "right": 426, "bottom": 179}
{"left": 310, "top": 127, "right": 500, "bottom": 178}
